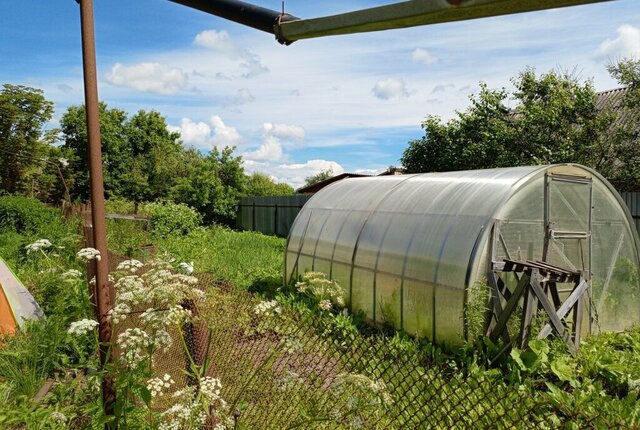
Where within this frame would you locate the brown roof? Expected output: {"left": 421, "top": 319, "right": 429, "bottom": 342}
{"left": 296, "top": 173, "right": 371, "bottom": 194}
{"left": 595, "top": 87, "right": 633, "bottom": 130}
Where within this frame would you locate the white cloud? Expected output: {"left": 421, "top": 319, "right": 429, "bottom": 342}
{"left": 105, "top": 62, "right": 187, "bottom": 95}
{"left": 194, "top": 29, "right": 236, "bottom": 52}
{"left": 412, "top": 48, "right": 438, "bottom": 65}
{"left": 262, "top": 123, "right": 305, "bottom": 141}
{"left": 372, "top": 78, "right": 409, "bottom": 100}
{"left": 244, "top": 159, "right": 345, "bottom": 189}
{"left": 243, "top": 122, "right": 305, "bottom": 162}
{"left": 243, "top": 135, "right": 283, "bottom": 161}
{"left": 596, "top": 24, "right": 640, "bottom": 59}
{"left": 167, "top": 118, "right": 211, "bottom": 147}
{"left": 168, "top": 115, "right": 242, "bottom": 149}
{"left": 193, "top": 29, "right": 268, "bottom": 78}
{"left": 209, "top": 115, "right": 243, "bottom": 147}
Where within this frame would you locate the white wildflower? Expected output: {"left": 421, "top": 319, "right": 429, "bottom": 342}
{"left": 319, "top": 299, "right": 332, "bottom": 311}
{"left": 166, "top": 305, "right": 192, "bottom": 325}
{"left": 109, "top": 302, "right": 131, "bottom": 324}
{"left": 199, "top": 376, "right": 223, "bottom": 403}
{"left": 150, "top": 329, "right": 173, "bottom": 351}
{"left": 117, "top": 328, "right": 151, "bottom": 365}
{"left": 25, "top": 239, "right": 52, "bottom": 254}
{"left": 178, "top": 261, "right": 194, "bottom": 274}
{"left": 50, "top": 411, "right": 67, "bottom": 424}
{"left": 254, "top": 300, "right": 282, "bottom": 316}
{"left": 77, "top": 247, "right": 101, "bottom": 262}
{"left": 147, "top": 374, "right": 175, "bottom": 398}
{"left": 116, "top": 259, "right": 144, "bottom": 273}
{"left": 67, "top": 319, "right": 99, "bottom": 336}
{"left": 62, "top": 269, "right": 82, "bottom": 280}
{"left": 58, "top": 157, "right": 69, "bottom": 168}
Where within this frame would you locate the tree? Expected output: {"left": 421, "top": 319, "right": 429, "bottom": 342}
{"left": 244, "top": 172, "right": 294, "bottom": 196}
{"left": 60, "top": 103, "right": 129, "bottom": 200}
{"left": 0, "top": 84, "right": 54, "bottom": 194}
{"left": 169, "top": 147, "right": 246, "bottom": 225}
{"left": 400, "top": 67, "right": 631, "bottom": 188}
{"left": 121, "top": 110, "right": 183, "bottom": 209}
{"left": 303, "top": 169, "right": 334, "bottom": 188}
{"left": 605, "top": 58, "right": 640, "bottom": 191}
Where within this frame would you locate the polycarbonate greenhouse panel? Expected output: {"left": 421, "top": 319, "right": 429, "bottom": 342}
{"left": 285, "top": 164, "right": 640, "bottom": 345}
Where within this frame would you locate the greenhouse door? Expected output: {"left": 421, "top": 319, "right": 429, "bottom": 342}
{"left": 543, "top": 173, "right": 592, "bottom": 277}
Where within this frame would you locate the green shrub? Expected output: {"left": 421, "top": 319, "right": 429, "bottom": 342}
{"left": 147, "top": 201, "right": 201, "bottom": 237}
{"left": 0, "top": 195, "right": 63, "bottom": 234}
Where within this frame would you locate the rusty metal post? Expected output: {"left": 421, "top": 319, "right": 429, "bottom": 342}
{"left": 78, "top": 0, "right": 116, "bottom": 424}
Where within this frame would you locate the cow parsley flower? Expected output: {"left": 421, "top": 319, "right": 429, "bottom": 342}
{"left": 147, "top": 374, "right": 175, "bottom": 398}
{"left": 58, "top": 158, "right": 69, "bottom": 168}
{"left": 25, "top": 239, "right": 52, "bottom": 254}
{"left": 62, "top": 269, "right": 82, "bottom": 279}
{"left": 319, "top": 299, "right": 332, "bottom": 311}
{"left": 77, "top": 247, "right": 101, "bottom": 262}
{"left": 116, "top": 259, "right": 144, "bottom": 273}
{"left": 254, "top": 300, "right": 282, "bottom": 316}
{"left": 68, "top": 319, "right": 99, "bottom": 336}
{"left": 50, "top": 411, "right": 68, "bottom": 424}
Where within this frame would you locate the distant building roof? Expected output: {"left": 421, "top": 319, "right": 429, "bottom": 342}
{"left": 595, "top": 87, "right": 633, "bottom": 129}
{"left": 296, "top": 173, "right": 371, "bottom": 194}
{"left": 296, "top": 167, "right": 406, "bottom": 194}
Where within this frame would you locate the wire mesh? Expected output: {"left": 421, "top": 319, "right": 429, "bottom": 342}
{"left": 162, "top": 276, "right": 622, "bottom": 430}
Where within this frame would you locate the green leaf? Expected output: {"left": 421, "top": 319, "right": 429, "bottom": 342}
{"left": 551, "top": 357, "right": 575, "bottom": 383}
{"left": 139, "top": 386, "right": 152, "bottom": 405}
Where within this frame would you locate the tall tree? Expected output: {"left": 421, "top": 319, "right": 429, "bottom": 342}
{"left": 121, "top": 110, "right": 183, "bottom": 208}
{"left": 244, "top": 172, "right": 294, "bottom": 196}
{"left": 401, "top": 66, "right": 638, "bottom": 190}
{"left": 0, "top": 84, "right": 54, "bottom": 194}
{"left": 605, "top": 58, "right": 640, "bottom": 191}
{"left": 169, "top": 147, "right": 246, "bottom": 225}
{"left": 60, "top": 103, "right": 129, "bottom": 200}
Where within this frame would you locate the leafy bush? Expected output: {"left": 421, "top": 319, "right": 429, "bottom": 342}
{"left": 0, "top": 195, "right": 63, "bottom": 234}
{"left": 147, "top": 201, "right": 201, "bottom": 237}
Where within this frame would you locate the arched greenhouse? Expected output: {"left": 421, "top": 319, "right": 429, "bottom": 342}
{"left": 285, "top": 164, "right": 640, "bottom": 346}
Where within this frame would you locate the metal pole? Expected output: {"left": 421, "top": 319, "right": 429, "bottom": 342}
{"left": 78, "top": 0, "right": 115, "bottom": 424}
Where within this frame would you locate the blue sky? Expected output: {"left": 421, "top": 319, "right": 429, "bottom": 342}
{"left": 2, "top": 1, "right": 640, "bottom": 187}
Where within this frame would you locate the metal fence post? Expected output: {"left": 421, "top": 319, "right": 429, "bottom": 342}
{"left": 274, "top": 203, "right": 278, "bottom": 236}
{"left": 77, "top": 0, "right": 115, "bottom": 425}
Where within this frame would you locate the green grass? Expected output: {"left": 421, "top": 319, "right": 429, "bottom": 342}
{"left": 154, "top": 226, "right": 285, "bottom": 290}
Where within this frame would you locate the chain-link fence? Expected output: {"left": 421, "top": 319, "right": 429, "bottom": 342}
{"left": 148, "top": 275, "right": 622, "bottom": 430}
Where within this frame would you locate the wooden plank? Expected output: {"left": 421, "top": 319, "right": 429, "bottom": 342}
{"left": 34, "top": 379, "right": 55, "bottom": 401}
{"left": 538, "top": 279, "right": 589, "bottom": 339}
{"left": 489, "top": 273, "right": 529, "bottom": 343}
{"left": 573, "top": 294, "right": 584, "bottom": 346}
{"left": 529, "top": 272, "right": 576, "bottom": 352}
{"left": 486, "top": 273, "right": 511, "bottom": 344}
{"left": 519, "top": 288, "right": 539, "bottom": 348}
{"left": 549, "top": 282, "right": 562, "bottom": 308}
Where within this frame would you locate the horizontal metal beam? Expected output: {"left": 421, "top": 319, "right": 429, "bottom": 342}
{"left": 168, "top": 0, "right": 298, "bottom": 43}
{"left": 170, "top": 0, "right": 612, "bottom": 45}
{"left": 278, "top": 0, "right": 612, "bottom": 42}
